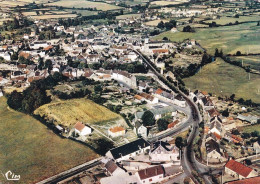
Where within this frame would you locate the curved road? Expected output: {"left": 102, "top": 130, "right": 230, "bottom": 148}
{"left": 133, "top": 49, "right": 216, "bottom": 184}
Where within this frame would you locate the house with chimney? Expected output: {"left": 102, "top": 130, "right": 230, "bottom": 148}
{"left": 106, "top": 138, "right": 150, "bottom": 162}
{"left": 149, "top": 141, "right": 179, "bottom": 163}
{"left": 135, "top": 165, "right": 165, "bottom": 184}
{"left": 112, "top": 70, "right": 137, "bottom": 89}
{"left": 224, "top": 159, "right": 258, "bottom": 180}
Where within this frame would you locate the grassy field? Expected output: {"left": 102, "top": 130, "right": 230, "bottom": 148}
{"left": 240, "top": 124, "right": 260, "bottom": 134}
{"left": 0, "top": 97, "right": 98, "bottom": 184}
{"left": 116, "top": 14, "right": 142, "bottom": 20}
{"left": 64, "top": 9, "right": 98, "bottom": 16}
{"left": 47, "top": 0, "right": 122, "bottom": 11}
{"left": 230, "top": 56, "right": 260, "bottom": 71}
{"left": 204, "top": 15, "right": 260, "bottom": 25}
{"left": 145, "top": 19, "right": 169, "bottom": 26}
{"left": 155, "top": 23, "right": 260, "bottom": 55}
{"left": 151, "top": 0, "right": 189, "bottom": 6}
{"left": 31, "top": 14, "right": 77, "bottom": 20}
{"left": 34, "top": 98, "right": 122, "bottom": 127}
{"left": 183, "top": 58, "right": 260, "bottom": 103}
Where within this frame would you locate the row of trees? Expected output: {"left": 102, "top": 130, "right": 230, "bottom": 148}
{"left": 7, "top": 72, "right": 67, "bottom": 113}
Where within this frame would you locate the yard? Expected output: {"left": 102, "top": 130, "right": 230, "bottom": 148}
{"left": 183, "top": 58, "right": 260, "bottom": 103}
{"left": 34, "top": 98, "right": 122, "bottom": 127}
{"left": 155, "top": 22, "right": 260, "bottom": 55}
{"left": 0, "top": 97, "right": 98, "bottom": 184}
{"left": 47, "top": 0, "right": 122, "bottom": 11}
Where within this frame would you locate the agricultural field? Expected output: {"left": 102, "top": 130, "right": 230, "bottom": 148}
{"left": 0, "top": 97, "right": 98, "bottom": 184}
{"left": 240, "top": 124, "right": 260, "bottom": 134}
{"left": 47, "top": 0, "right": 122, "bottom": 11}
{"left": 64, "top": 9, "right": 98, "bottom": 16}
{"left": 31, "top": 13, "right": 77, "bottom": 20}
{"left": 151, "top": 0, "right": 189, "bottom": 6}
{"left": 145, "top": 19, "right": 169, "bottom": 26}
{"left": 155, "top": 22, "right": 260, "bottom": 55}
{"left": 116, "top": 13, "right": 142, "bottom": 20}
{"left": 183, "top": 58, "right": 260, "bottom": 103}
{"left": 34, "top": 98, "right": 122, "bottom": 127}
{"left": 230, "top": 56, "right": 260, "bottom": 71}
{"left": 204, "top": 15, "right": 260, "bottom": 25}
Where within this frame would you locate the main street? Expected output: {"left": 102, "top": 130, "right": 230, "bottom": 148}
{"left": 134, "top": 49, "right": 218, "bottom": 184}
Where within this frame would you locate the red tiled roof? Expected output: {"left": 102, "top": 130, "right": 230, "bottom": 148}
{"left": 225, "top": 160, "right": 253, "bottom": 178}
{"left": 44, "top": 45, "right": 53, "bottom": 51}
{"left": 74, "top": 122, "right": 85, "bottom": 132}
{"left": 225, "top": 176, "right": 260, "bottom": 184}
{"left": 207, "top": 108, "right": 220, "bottom": 117}
{"left": 201, "top": 91, "right": 208, "bottom": 95}
{"left": 213, "top": 132, "right": 222, "bottom": 140}
{"left": 152, "top": 49, "right": 169, "bottom": 54}
{"left": 134, "top": 94, "right": 143, "bottom": 100}
{"left": 168, "top": 120, "right": 179, "bottom": 129}
{"left": 138, "top": 165, "right": 164, "bottom": 180}
{"left": 109, "top": 126, "right": 125, "bottom": 133}
{"left": 155, "top": 88, "right": 163, "bottom": 95}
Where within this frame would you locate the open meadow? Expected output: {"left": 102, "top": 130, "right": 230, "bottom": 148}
{"left": 151, "top": 0, "right": 189, "bottom": 6}
{"left": 183, "top": 58, "right": 260, "bottom": 103}
{"left": 155, "top": 22, "right": 260, "bottom": 55}
{"left": 47, "top": 0, "right": 122, "bottom": 11}
{"left": 204, "top": 15, "right": 260, "bottom": 25}
{"left": 34, "top": 98, "right": 122, "bottom": 127}
{"left": 230, "top": 56, "right": 260, "bottom": 71}
{"left": 0, "top": 97, "right": 98, "bottom": 184}
{"left": 116, "top": 13, "right": 142, "bottom": 20}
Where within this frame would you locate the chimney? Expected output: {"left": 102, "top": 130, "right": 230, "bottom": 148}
{"left": 144, "top": 169, "right": 147, "bottom": 175}
{"left": 155, "top": 168, "right": 158, "bottom": 175}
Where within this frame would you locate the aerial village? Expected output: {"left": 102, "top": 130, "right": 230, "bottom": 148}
{"left": 0, "top": 0, "right": 260, "bottom": 184}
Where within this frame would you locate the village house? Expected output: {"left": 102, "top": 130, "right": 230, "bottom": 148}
{"left": 224, "top": 159, "right": 258, "bottom": 180}
{"left": 73, "top": 122, "right": 92, "bottom": 136}
{"left": 133, "top": 121, "right": 148, "bottom": 138}
{"left": 106, "top": 138, "right": 150, "bottom": 162}
{"left": 104, "top": 160, "right": 126, "bottom": 176}
{"left": 108, "top": 126, "right": 126, "bottom": 138}
{"left": 112, "top": 70, "right": 137, "bottom": 89}
{"left": 149, "top": 141, "right": 180, "bottom": 163}
{"left": 224, "top": 176, "right": 260, "bottom": 184}
{"left": 135, "top": 105, "right": 177, "bottom": 121}
{"left": 205, "top": 139, "right": 224, "bottom": 161}
{"left": 135, "top": 165, "right": 165, "bottom": 184}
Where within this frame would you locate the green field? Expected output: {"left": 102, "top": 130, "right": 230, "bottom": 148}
{"left": 204, "top": 15, "right": 260, "bottom": 25}
{"left": 183, "top": 58, "right": 260, "bottom": 103}
{"left": 47, "top": 0, "right": 122, "bottom": 11}
{"left": 34, "top": 98, "right": 122, "bottom": 127}
{"left": 240, "top": 124, "right": 260, "bottom": 134}
{"left": 0, "top": 97, "right": 98, "bottom": 184}
{"left": 116, "top": 13, "right": 142, "bottom": 20}
{"left": 230, "top": 56, "right": 260, "bottom": 71}
{"left": 155, "top": 23, "right": 260, "bottom": 55}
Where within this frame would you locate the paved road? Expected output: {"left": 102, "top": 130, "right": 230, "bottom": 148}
{"left": 134, "top": 49, "right": 217, "bottom": 184}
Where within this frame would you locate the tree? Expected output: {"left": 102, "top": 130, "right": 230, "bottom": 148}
{"left": 245, "top": 159, "right": 252, "bottom": 165}
{"left": 157, "top": 21, "right": 165, "bottom": 29}
{"left": 175, "top": 136, "right": 185, "bottom": 149}
{"left": 230, "top": 94, "right": 235, "bottom": 101}
{"left": 157, "top": 118, "right": 169, "bottom": 131}
{"left": 94, "top": 85, "right": 103, "bottom": 93}
{"left": 141, "top": 110, "right": 155, "bottom": 127}
{"left": 222, "top": 109, "right": 229, "bottom": 117}
{"left": 236, "top": 51, "right": 242, "bottom": 56}
{"left": 183, "top": 25, "right": 193, "bottom": 32}
{"left": 7, "top": 90, "right": 23, "bottom": 110}
{"left": 36, "top": 10, "right": 40, "bottom": 15}
{"left": 44, "top": 59, "right": 53, "bottom": 73}
{"left": 215, "top": 48, "right": 219, "bottom": 57}
{"left": 95, "top": 138, "right": 114, "bottom": 155}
